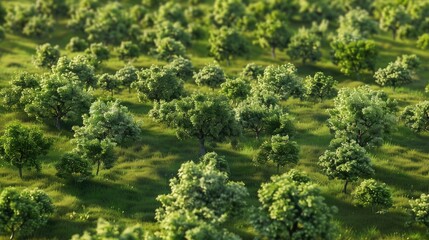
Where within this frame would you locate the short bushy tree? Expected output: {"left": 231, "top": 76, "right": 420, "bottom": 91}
{"left": 209, "top": 27, "right": 248, "bottom": 65}
{"left": 257, "top": 64, "right": 303, "bottom": 100}
{"left": 55, "top": 152, "right": 92, "bottom": 182}
{"left": 33, "top": 43, "right": 60, "bottom": 69}
{"left": 255, "top": 12, "right": 291, "bottom": 59}
{"left": 71, "top": 218, "right": 145, "bottom": 240}
{"left": 98, "top": 73, "right": 120, "bottom": 96}
{"left": 194, "top": 63, "right": 226, "bottom": 90}
{"left": 353, "top": 179, "right": 393, "bottom": 212}
{"left": 115, "top": 65, "right": 139, "bottom": 93}
{"left": 401, "top": 101, "right": 429, "bottom": 133}
{"left": 287, "top": 28, "right": 322, "bottom": 64}
{"left": 303, "top": 72, "right": 337, "bottom": 102}
{"left": 409, "top": 194, "right": 429, "bottom": 228}
{"left": 66, "top": 37, "right": 88, "bottom": 52}
{"left": 117, "top": 41, "right": 140, "bottom": 62}
{"left": 155, "top": 37, "right": 187, "bottom": 62}
{"left": 165, "top": 56, "right": 194, "bottom": 81}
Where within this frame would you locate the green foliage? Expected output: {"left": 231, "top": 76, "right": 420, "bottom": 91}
{"left": 257, "top": 64, "right": 303, "bottom": 100}
{"left": 252, "top": 170, "right": 337, "bottom": 240}
{"left": 379, "top": 5, "right": 410, "bottom": 39}
{"left": 155, "top": 157, "right": 248, "bottom": 226}
{"left": 194, "top": 63, "right": 226, "bottom": 89}
{"left": 397, "top": 54, "right": 420, "bottom": 72}
{"left": 115, "top": 65, "right": 139, "bottom": 93}
{"left": 150, "top": 94, "right": 240, "bottom": 155}
{"left": 85, "top": 43, "right": 110, "bottom": 65}
{"left": 117, "top": 41, "right": 140, "bottom": 62}
{"left": 409, "top": 194, "right": 429, "bottom": 228}
{"left": 35, "top": 0, "right": 69, "bottom": 16}
{"left": 98, "top": 73, "right": 120, "bottom": 96}
{"left": 0, "top": 123, "right": 51, "bottom": 179}
{"left": 337, "top": 8, "right": 378, "bottom": 38}
{"left": 327, "top": 86, "right": 397, "bottom": 148}
{"left": 209, "top": 27, "right": 248, "bottom": 65}
{"left": 319, "top": 141, "right": 374, "bottom": 193}
{"left": 211, "top": 0, "right": 245, "bottom": 27}
{"left": 1, "top": 72, "right": 40, "bottom": 110}
{"left": 155, "top": 37, "right": 187, "bottom": 62}
{"left": 53, "top": 55, "right": 97, "bottom": 90}
{"left": 240, "top": 63, "right": 265, "bottom": 81}
{"left": 255, "top": 12, "right": 291, "bottom": 58}
{"left": 220, "top": 77, "right": 251, "bottom": 104}
{"left": 74, "top": 137, "right": 116, "bottom": 176}
{"left": 417, "top": 33, "right": 429, "bottom": 49}
{"left": 374, "top": 61, "right": 412, "bottom": 90}
{"left": 155, "top": 21, "right": 192, "bottom": 47}
{"left": 165, "top": 56, "right": 194, "bottom": 81}
{"left": 55, "top": 152, "right": 92, "bottom": 182}
{"left": 157, "top": 2, "right": 187, "bottom": 26}
{"left": 254, "top": 134, "right": 299, "bottom": 172}
{"left": 199, "top": 152, "right": 230, "bottom": 174}
{"left": 22, "top": 15, "right": 54, "bottom": 37}
{"left": 287, "top": 28, "right": 322, "bottom": 64}
{"left": 401, "top": 101, "right": 429, "bottom": 133}
{"left": 85, "top": 3, "right": 133, "bottom": 45}
{"left": 33, "top": 43, "right": 60, "bottom": 69}
{"left": 352, "top": 179, "right": 393, "bottom": 212}
{"left": 133, "top": 65, "right": 184, "bottom": 102}
{"left": 24, "top": 73, "right": 93, "bottom": 129}
{"left": 73, "top": 100, "right": 141, "bottom": 147}
{"left": 66, "top": 37, "right": 88, "bottom": 52}
{"left": 0, "top": 2, "right": 6, "bottom": 24}
{"left": 303, "top": 72, "right": 337, "bottom": 102}
{"left": 0, "top": 188, "right": 54, "bottom": 240}
{"left": 71, "top": 218, "right": 146, "bottom": 240}
{"left": 331, "top": 38, "right": 378, "bottom": 76}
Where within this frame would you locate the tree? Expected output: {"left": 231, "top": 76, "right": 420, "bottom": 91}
{"left": 254, "top": 134, "right": 299, "bottom": 173}
{"left": 240, "top": 63, "right": 265, "bottom": 81}
{"left": 24, "top": 73, "right": 93, "bottom": 129}
{"left": 1, "top": 72, "right": 40, "bottom": 110}
{"left": 156, "top": 156, "right": 249, "bottom": 226}
{"left": 85, "top": 2, "right": 133, "bottom": 45}
{"left": 0, "top": 188, "right": 54, "bottom": 240}
{"left": 22, "top": 15, "right": 54, "bottom": 37}
{"left": 380, "top": 5, "right": 410, "bottom": 39}
{"left": 150, "top": 94, "right": 240, "bottom": 155}
{"left": 211, "top": 0, "right": 245, "bottom": 27}
{"left": 220, "top": 77, "right": 251, "bottom": 104}
{"left": 33, "top": 43, "right": 60, "bottom": 69}
{"left": 401, "top": 101, "right": 429, "bottom": 133}
{"left": 98, "top": 73, "right": 120, "bottom": 97}
{"left": 255, "top": 12, "right": 291, "bottom": 59}
{"left": 0, "top": 2, "right": 6, "bottom": 24}
{"left": 155, "top": 37, "right": 187, "bottom": 62}
{"left": 417, "top": 33, "right": 429, "bottom": 49}
{"left": 115, "top": 65, "right": 139, "bottom": 93}
{"left": 117, "top": 41, "right": 140, "bottom": 62}
{"left": 319, "top": 141, "right": 374, "bottom": 194}
{"left": 52, "top": 55, "right": 97, "bottom": 90}
{"left": 396, "top": 54, "right": 420, "bottom": 72}
{"left": 337, "top": 8, "right": 378, "bottom": 38}
{"left": 71, "top": 218, "right": 145, "bottom": 240}
{"left": 199, "top": 152, "right": 230, "bottom": 174}
{"left": 252, "top": 170, "right": 337, "bottom": 240}
{"left": 303, "top": 72, "right": 337, "bottom": 102}
{"left": 0, "top": 123, "right": 51, "bottom": 179}
{"left": 209, "top": 27, "right": 248, "bottom": 65}
{"left": 155, "top": 21, "right": 192, "bottom": 47}
{"left": 133, "top": 65, "right": 184, "bottom": 102}
{"left": 287, "top": 28, "right": 322, "bottom": 64}
{"left": 55, "top": 152, "right": 92, "bottom": 182}
{"left": 74, "top": 136, "right": 116, "bottom": 176}
{"left": 4, "top": 5, "right": 36, "bottom": 34}
{"left": 257, "top": 64, "right": 303, "bottom": 100}
{"left": 73, "top": 100, "right": 141, "bottom": 147}
{"left": 66, "top": 37, "right": 88, "bottom": 52}
{"left": 408, "top": 194, "right": 429, "bottom": 229}
{"left": 352, "top": 179, "right": 393, "bottom": 212}
{"left": 327, "top": 86, "right": 397, "bottom": 148}
{"left": 85, "top": 43, "right": 110, "bottom": 65}
{"left": 157, "top": 2, "right": 187, "bottom": 26}
{"left": 331, "top": 38, "right": 378, "bottom": 76}
{"left": 374, "top": 61, "right": 412, "bottom": 90}
{"left": 35, "top": 0, "right": 68, "bottom": 16}
{"left": 194, "top": 63, "right": 226, "bottom": 90}
{"left": 165, "top": 56, "right": 194, "bottom": 81}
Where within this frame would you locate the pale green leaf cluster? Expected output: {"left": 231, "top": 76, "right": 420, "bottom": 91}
{"left": 287, "top": 27, "right": 322, "bottom": 64}
{"left": 352, "top": 179, "right": 393, "bottom": 211}
{"left": 401, "top": 101, "right": 429, "bottom": 133}
{"left": 303, "top": 72, "right": 337, "bottom": 102}
{"left": 409, "top": 194, "right": 429, "bottom": 228}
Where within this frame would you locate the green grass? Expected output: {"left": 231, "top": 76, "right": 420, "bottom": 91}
{"left": 0, "top": 2, "right": 429, "bottom": 240}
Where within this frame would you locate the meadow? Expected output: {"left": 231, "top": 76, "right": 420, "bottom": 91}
{"left": 0, "top": 0, "right": 428, "bottom": 239}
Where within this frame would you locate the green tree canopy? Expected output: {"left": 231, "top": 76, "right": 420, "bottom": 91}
{"left": 209, "top": 27, "right": 248, "bottom": 65}
{"left": 352, "top": 179, "right": 393, "bottom": 212}
{"left": 33, "top": 43, "right": 60, "bottom": 69}
{"left": 287, "top": 27, "right": 322, "bottom": 64}
{"left": 303, "top": 72, "right": 337, "bottom": 102}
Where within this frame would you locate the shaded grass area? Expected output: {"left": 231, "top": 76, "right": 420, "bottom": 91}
{"left": 0, "top": 2, "right": 428, "bottom": 239}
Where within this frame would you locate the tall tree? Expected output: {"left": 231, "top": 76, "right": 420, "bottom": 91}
{"left": 327, "top": 86, "right": 397, "bottom": 148}
{"left": 209, "top": 27, "right": 248, "bottom": 65}
{"left": 0, "top": 123, "right": 51, "bottom": 179}
{"left": 380, "top": 5, "right": 410, "bottom": 39}
{"left": 150, "top": 94, "right": 240, "bottom": 155}
{"left": 255, "top": 11, "right": 290, "bottom": 59}
{"left": 319, "top": 141, "right": 374, "bottom": 194}
{"left": 252, "top": 170, "right": 337, "bottom": 239}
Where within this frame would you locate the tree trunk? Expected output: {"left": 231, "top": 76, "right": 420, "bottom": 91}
{"left": 277, "top": 163, "right": 280, "bottom": 174}
{"left": 198, "top": 138, "right": 206, "bottom": 156}
{"left": 55, "top": 116, "right": 61, "bottom": 130}
{"left": 18, "top": 167, "right": 23, "bottom": 179}
{"left": 111, "top": 90, "right": 114, "bottom": 97}
{"left": 10, "top": 230, "right": 14, "bottom": 240}
{"left": 392, "top": 29, "right": 397, "bottom": 40}
{"left": 96, "top": 160, "right": 101, "bottom": 175}
{"left": 302, "top": 58, "right": 306, "bottom": 65}
{"left": 128, "top": 87, "right": 131, "bottom": 93}
{"left": 343, "top": 180, "right": 349, "bottom": 194}
{"left": 255, "top": 130, "right": 260, "bottom": 140}
{"left": 226, "top": 58, "right": 231, "bottom": 67}
{"left": 271, "top": 47, "right": 276, "bottom": 59}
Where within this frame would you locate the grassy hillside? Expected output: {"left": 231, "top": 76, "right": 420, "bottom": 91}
{"left": 0, "top": 1, "right": 428, "bottom": 239}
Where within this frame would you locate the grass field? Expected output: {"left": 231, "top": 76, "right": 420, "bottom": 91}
{"left": 0, "top": 1, "right": 428, "bottom": 239}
